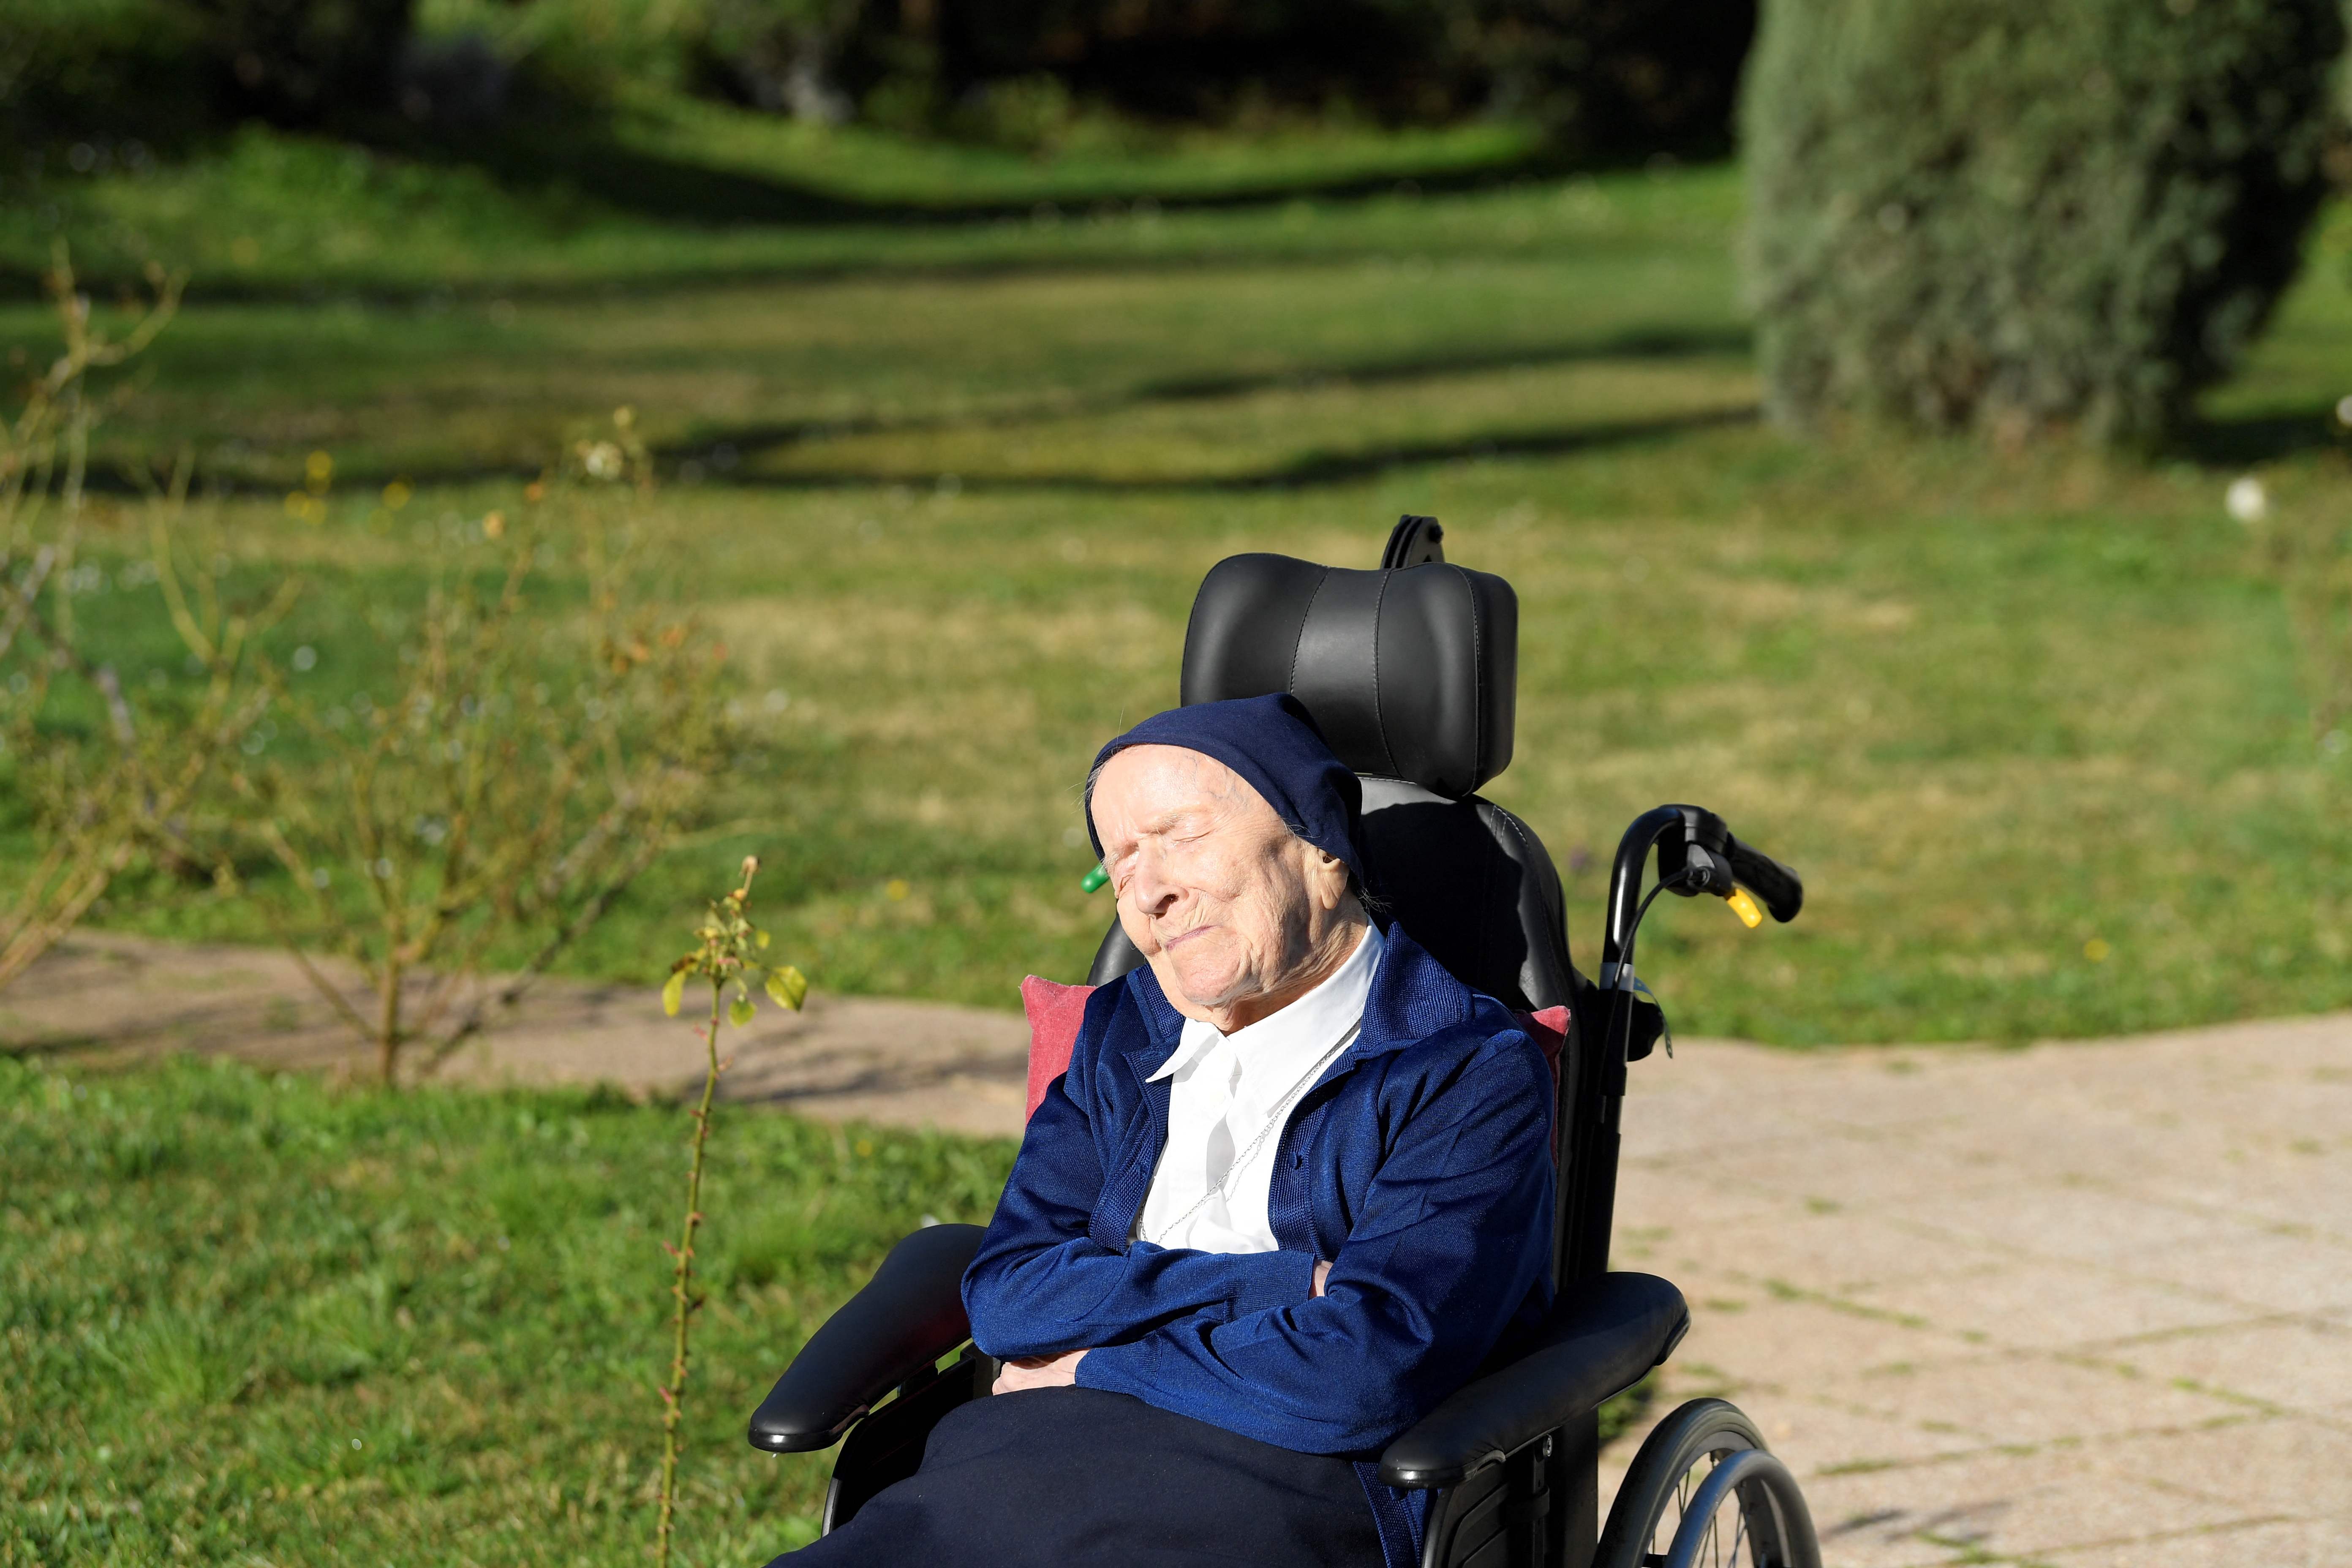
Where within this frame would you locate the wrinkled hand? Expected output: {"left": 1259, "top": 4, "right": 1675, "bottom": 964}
{"left": 1312, "top": 1259, "right": 1331, "bottom": 1296}
{"left": 993, "top": 1350, "right": 1087, "bottom": 1394}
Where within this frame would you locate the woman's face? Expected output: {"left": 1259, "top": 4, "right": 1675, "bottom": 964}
{"left": 1089, "top": 744, "right": 1356, "bottom": 1030}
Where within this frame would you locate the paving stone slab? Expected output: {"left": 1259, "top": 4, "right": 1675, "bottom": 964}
{"left": 1799, "top": 1447, "right": 2256, "bottom": 1565}
{"left": 1814, "top": 1351, "right": 2254, "bottom": 1446}
{"left": 1850, "top": 1262, "right": 2264, "bottom": 1351}
{"left": 2104, "top": 1318, "right": 2352, "bottom": 1416}
{"left": 2080, "top": 1416, "right": 2352, "bottom": 1521}
{"left": 2126, "top": 1232, "right": 2352, "bottom": 1317}
{"left": 2045, "top": 1516, "right": 2352, "bottom": 1568}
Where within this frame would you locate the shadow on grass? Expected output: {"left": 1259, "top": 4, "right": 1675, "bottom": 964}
{"left": 374, "top": 116, "right": 1568, "bottom": 232}
{"left": 0, "top": 109, "right": 1595, "bottom": 302}
{"left": 64, "top": 331, "right": 1756, "bottom": 496}
{"left": 86, "top": 404, "right": 1752, "bottom": 498}
{"left": 725, "top": 405, "right": 1759, "bottom": 493}
{"left": 659, "top": 326, "right": 1753, "bottom": 471}
{"left": 2175, "top": 405, "right": 2350, "bottom": 468}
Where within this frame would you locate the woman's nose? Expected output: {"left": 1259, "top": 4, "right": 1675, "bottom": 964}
{"left": 1126, "top": 852, "right": 1182, "bottom": 917}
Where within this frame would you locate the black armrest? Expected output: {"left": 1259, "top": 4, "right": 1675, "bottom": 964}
{"left": 748, "top": 1223, "right": 987, "bottom": 1454}
{"left": 1378, "top": 1272, "right": 1688, "bottom": 1489}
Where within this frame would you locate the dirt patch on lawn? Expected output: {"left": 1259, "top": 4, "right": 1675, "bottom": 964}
{"left": 0, "top": 932, "right": 1034, "bottom": 1139}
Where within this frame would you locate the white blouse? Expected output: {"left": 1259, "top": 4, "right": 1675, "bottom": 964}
{"left": 1133, "top": 923, "right": 1383, "bottom": 1253}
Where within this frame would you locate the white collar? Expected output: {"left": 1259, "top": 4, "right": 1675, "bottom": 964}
{"left": 1147, "top": 922, "right": 1383, "bottom": 1086}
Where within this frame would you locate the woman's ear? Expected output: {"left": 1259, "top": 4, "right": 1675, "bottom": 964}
{"left": 1306, "top": 846, "right": 1350, "bottom": 912}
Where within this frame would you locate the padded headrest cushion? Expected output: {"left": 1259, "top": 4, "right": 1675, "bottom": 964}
{"left": 1179, "top": 553, "right": 1517, "bottom": 799}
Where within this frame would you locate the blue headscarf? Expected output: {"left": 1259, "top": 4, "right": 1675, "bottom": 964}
{"left": 1086, "top": 694, "right": 1364, "bottom": 881}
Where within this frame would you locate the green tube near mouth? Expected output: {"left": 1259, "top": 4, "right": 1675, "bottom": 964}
{"left": 1080, "top": 866, "right": 1108, "bottom": 893}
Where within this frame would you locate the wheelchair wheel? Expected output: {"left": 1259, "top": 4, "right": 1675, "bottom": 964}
{"left": 1594, "top": 1398, "right": 1821, "bottom": 1568}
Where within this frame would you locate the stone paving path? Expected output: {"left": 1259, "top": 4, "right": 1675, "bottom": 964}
{"left": 10, "top": 935, "right": 2349, "bottom": 1564}
{"left": 1603, "top": 1017, "right": 2352, "bottom": 1568}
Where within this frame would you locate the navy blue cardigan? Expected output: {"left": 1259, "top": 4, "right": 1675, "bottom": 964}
{"left": 963, "top": 927, "right": 1555, "bottom": 1558}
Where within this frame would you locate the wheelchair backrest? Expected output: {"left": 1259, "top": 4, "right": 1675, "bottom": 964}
{"left": 1086, "top": 540, "right": 1579, "bottom": 1015}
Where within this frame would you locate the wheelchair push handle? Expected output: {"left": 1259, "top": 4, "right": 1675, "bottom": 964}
{"left": 1723, "top": 834, "right": 1803, "bottom": 925}
{"left": 1601, "top": 805, "right": 1802, "bottom": 977}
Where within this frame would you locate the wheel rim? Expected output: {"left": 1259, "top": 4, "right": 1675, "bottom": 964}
{"left": 1639, "top": 1445, "right": 1781, "bottom": 1568}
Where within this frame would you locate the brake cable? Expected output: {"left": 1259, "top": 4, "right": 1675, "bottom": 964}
{"left": 1610, "top": 865, "right": 1696, "bottom": 1058}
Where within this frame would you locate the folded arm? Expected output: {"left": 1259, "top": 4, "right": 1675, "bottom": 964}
{"left": 990, "top": 1260, "right": 1333, "bottom": 1395}
{"left": 963, "top": 1072, "right": 1320, "bottom": 1359}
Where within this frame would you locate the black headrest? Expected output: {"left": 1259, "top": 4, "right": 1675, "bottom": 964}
{"left": 1179, "top": 553, "right": 1517, "bottom": 799}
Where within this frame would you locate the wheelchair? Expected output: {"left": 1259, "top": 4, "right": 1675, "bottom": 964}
{"left": 748, "top": 516, "right": 1824, "bottom": 1568}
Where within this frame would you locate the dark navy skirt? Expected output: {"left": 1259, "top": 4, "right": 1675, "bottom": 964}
{"left": 771, "top": 1386, "right": 1386, "bottom": 1567}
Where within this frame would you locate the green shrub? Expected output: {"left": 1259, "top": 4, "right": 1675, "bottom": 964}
{"left": 1742, "top": 0, "right": 2345, "bottom": 445}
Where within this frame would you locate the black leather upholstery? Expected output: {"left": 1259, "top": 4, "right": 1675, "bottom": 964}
{"left": 748, "top": 1224, "right": 985, "bottom": 1454}
{"left": 1180, "top": 554, "right": 1516, "bottom": 800}
{"left": 1378, "top": 1272, "right": 1689, "bottom": 1489}
{"left": 1085, "top": 922, "right": 1146, "bottom": 988}
{"left": 1359, "top": 779, "right": 1571, "bottom": 1013}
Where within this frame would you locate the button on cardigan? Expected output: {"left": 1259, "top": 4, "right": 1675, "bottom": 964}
{"left": 962, "top": 925, "right": 1555, "bottom": 1567}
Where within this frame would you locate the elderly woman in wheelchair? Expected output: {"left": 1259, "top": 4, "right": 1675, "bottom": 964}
{"left": 750, "top": 521, "right": 1824, "bottom": 1568}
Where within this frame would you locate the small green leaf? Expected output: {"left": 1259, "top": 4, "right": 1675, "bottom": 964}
{"left": 765, "top": 965, "right": 809, "bottom": 1011}
{"left": 661, "top": 970, "right": 686, "bottom": 1018}
{"left": 727, "top": 995, "right": 756, "bottom": 1029}
{"left": 755, "top": 928, "right": 770, "bottom": 949}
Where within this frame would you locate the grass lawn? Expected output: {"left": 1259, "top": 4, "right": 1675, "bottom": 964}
{"left": 0, "top": 1051, "right": 1014, "bottom": 1564}
{"left": 6, "top": 112, "right": 2352, "bottom": 1054}
{"left": 1, "top": 110, "right": 1565, "bottom": 302}
{"left": 1, "top": 1049, "right": 1654, "bottom": 1565}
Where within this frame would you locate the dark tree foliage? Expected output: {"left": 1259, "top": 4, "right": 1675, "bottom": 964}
{"left": 1466, "top": 0, "right": 1756, "bottom": 160}
{"left": 727, "top": 0, "right": 1756, "bottom": 155}
{"left": 932, "top": 0, "right": 1447, "bottom": 122}
{"left": 2, "top": 0, "right": 416, "bottom": 152}
{"left": 0, "top": 2, "right": 213, "bottom": 152}
{"left": 788, "top": 0, "right": 1456, "bottom": 129}
{"left": 13, "top": 0, "right": 1758, "bottom": 159}
{"left": 181, "top": 0, "right": 418, "bottom": 125}
{"left": 1742, "top": 0, "right": 2345, "bottom": 446}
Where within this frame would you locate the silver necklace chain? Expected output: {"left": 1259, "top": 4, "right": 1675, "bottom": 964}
{"left": 1144, "top": 1031, "right": 1353, "bottom": 1247}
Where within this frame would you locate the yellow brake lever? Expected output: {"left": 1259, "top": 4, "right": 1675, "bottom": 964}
{"left": 1726, "top": 887, "right": 1764, "bottom": 928}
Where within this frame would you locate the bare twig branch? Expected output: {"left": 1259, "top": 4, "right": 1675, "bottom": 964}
{"left": 232, "top": 448, "right": 732, "bottom": 1084}
{"left": 0, "top": 245, "right": 278, "bottom": 1001}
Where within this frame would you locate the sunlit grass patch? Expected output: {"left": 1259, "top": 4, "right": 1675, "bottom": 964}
{"left": 58, "top": 390, "right": 2352, "bottom": 1047}
{"left": 0, "top": 1051, "right": 1014, "bottom": 1566}
{"left": 5, "top": 150, "right": 2349, "bottom": 1045}
{"left": 744, "top": 356, "right": 1756, "bottom": 488}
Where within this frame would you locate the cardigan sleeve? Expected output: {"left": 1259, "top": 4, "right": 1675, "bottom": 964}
{"left": 963, "top": 1067, "right": 1320, "bottom": 1359}
{"left": 1072, "top": 1028, "right": 1554, "bottom": 1455}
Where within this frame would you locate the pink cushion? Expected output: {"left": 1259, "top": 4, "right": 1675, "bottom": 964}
{"left": 1514, "top": 1005, "right": 1570, "bottom": 1163}
{"left": 1021, "top": 976, "right": 1097, "bottom": 1118}
{"left": 1514, "top": 1005, "right": 1569, "bottom": 1086}
{"left": 1020, "top": 979, "right": 1570, "bottom": 1127}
